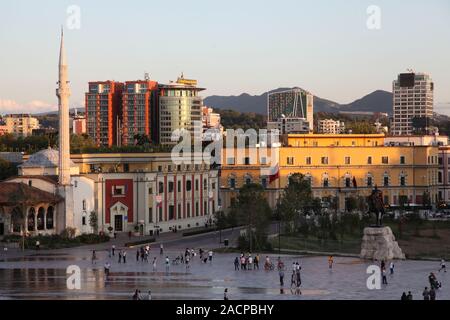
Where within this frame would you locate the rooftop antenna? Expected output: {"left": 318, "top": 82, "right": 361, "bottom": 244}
{"left": 144, "top": 72, "right": 150, "bottom": 81}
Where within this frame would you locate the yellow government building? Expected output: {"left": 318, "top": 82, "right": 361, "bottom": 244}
{"left": 220, "top": 134, "right": 440, "bottom": 212}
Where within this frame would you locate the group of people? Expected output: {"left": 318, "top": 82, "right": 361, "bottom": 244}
{"left": 234, "top": 253, "right": 260, "bottom": 270}
{"left": 136, "top": 245, "right": 152, "bottom": 263}
{"left": 132, "top": 289, "right": 152, "bottom": 300}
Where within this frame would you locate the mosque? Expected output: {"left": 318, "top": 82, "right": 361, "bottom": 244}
{"left": 0, "top": 30, "right": 220, "bottom": 238}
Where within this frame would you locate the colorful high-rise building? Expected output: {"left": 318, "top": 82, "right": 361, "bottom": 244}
{"left": 85, "top": 81, "right": 123, "bottom": 147}
{"left": 121, "top": 80, "right": 159, "bottom": 146}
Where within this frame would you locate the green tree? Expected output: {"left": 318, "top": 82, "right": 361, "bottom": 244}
{"left": 70, "top": 134, "right": 96, "bottom": 153}
{"left": 0, "top": 159, "right": 18, "bottom": 181}
{"left": 276, "top": 173, "right": 314, "bottom": 233}
{"left": 89, "top": 211, "right": 98, "bottom": 234}
{"left": 234, "top": 183, "right": 272, "bottom": 251}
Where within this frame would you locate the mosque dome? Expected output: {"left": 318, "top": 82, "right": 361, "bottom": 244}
{"left": 20, "top": 147, "right": 76, "bottom": 168}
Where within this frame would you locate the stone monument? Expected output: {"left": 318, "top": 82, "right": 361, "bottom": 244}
{"left": 360, "top": 187, "right": 405, "bottom": 260}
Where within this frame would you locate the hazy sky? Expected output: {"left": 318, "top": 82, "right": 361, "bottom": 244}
{"left": 1, "top": 0, "right": 449, "bottom": 114}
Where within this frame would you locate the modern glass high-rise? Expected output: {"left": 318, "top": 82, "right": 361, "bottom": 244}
{"left": 158, "top": 75, "right": 204, "bottom": 145}
{"left": 392, "top": 73, "right": 434, "bottom": 136}
{"left": 267, "top": 88, "right": 314, "bottom": 132}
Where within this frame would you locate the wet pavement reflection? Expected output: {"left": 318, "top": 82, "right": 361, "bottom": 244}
{"left": 0, "top": 250, "right": 449, "bottom": 300}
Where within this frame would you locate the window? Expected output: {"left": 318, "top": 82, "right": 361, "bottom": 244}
{"left": 148, "top": 187, "right": 153, "bottom": 195}
{"left": 178, "top": 181, "right": 181, "bottom": 192}
{"left": 245, "top": 177, "right": 251, "bottom": 185}
{"left": 226, "top": 158, "right": 235, "bottom": 165}
{"left": 123, "top": 163, "right": 130, "bottom": 172}
{"left": 177, "top": 165, "right": 182, "bottom": 171}
{"left": 178, "top": 204, "right": 182, "bottom": 219}
{"left": 261, "top": 157, "right": 267, "bottom": 165}
{"left": 113, "top": 185, "right": 125, "bottom": 196}
{"left": 345, "top": 178, "right": 351, "bottom": 188}
{"left": 158, "top": 182, "right": 164, "bottom": 194}
{"left": 82, "top": 216, "right": 86, "bottom": 226}
{"left": 400, "top": 156, "right": 406, "bottom": 164}
{"left": 82, "top": 200, "right": 87, "bottom": 210}
{"left": 400, "top": 176, "right": 406, "bottom": 186}
{"left": 367, "top": 157, "right": 372, "bottom": 165}
{"left": 230, "top": 178, "right": 236, "bottom": 189}
{"left": 169, "top": 205, "right": 174, "bottom": 220}
{"left": 187, "top": 205, "right": 191, "bottom": 218}
{"left": 159, "top": 207, "right": 163, "bottom": 221}
{"left": 204, "top": 201, "right": 208, "bottom": 215}
{"left": 439, "top": 157, "right": 443, "bottom": 165}
{"left": 382, "top": 157, "right": 389, "bottom": 164}
{"left": 186, "top": 180, "right": 192, "bottom": 191}
{"left": 244, "top": 157, "right": 250, "bottom": 165}
{"left": 438, "top": 171, "right": 443, "bottom": 184}
{"left": 195, "top": 179, "right": 199, "bottom": 191}
{"left": 261, "top": 178, "right": 268, "bottom": 189}
{"left": 195, "top": 202, "right": 199, "bottom": 216}
{"left": 212, "top": 182, "right": 216, "bottom": 190}
{"left": 203, "top": 179, "right": 207, "bottom": 190}
{"left": 149, "top": 208, "right": 153, "bottom": 223}
{"left": 306, "top": 157, "right": 312, "bottom": 165}
{"left": 168, "top": 181, "right": 174, "bottom": 193}
{"left": 158, "top": 166, "right": 162, "bottom": 172}
{"left": 345, "top": 157, "right": 351, "bottom": 165}
{"left": 384, "top": 176, "right": 389, "bottom": 186}
{"left": 323, "top": 178, "right": 329, "bottom": 187}
{"left": 321, "top": 157, "right": 328, "bottom": 165}
{"left": 287, "top": 157, "right": 294, "bottom": 165}
{"left": 367, "top": 176, "right": 373, "bottom": 187}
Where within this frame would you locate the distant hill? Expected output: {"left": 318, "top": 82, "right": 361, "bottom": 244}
{"left": 204, "top": 88, "right": 393, "bottom": 115}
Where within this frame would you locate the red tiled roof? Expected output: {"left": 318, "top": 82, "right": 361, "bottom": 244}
{"left": 0, "top": 182, "right": 63, "bottom": 206}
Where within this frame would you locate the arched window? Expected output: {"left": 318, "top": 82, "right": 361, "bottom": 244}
{"left": 28, "top": 208, "right": 36, "bottom": 232}
{"left": 244, "top": 173, "right": 253, "bottom": 185}
{"left": 12, "top": 207, "right": 23, "bottom": 233}
{"left": 37, "top": 207, "right": 45, "bottom": 231}
{"left": 46, "top": 206, "right": 54, "bottom": 230}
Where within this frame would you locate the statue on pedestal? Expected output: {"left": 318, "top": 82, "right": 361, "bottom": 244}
{"left": 368, "top": 186, "right": 385, "bottom": 227}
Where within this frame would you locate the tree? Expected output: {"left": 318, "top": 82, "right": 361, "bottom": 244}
{"left": 0, "top": 159, "right": 18, "bottom": 181}
{"left": 89, "top": 211, "right": 98, "bottom": 234}
{"left": 234, "top": 183, "right": 272, "bottom": 251}
{"left": 70, "top": 134, "right": 95, "bottom": 153}
{"left": 276, "top": 173, "right": 314, "bottom": 233}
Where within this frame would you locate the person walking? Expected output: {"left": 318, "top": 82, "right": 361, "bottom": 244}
{"left": 389, "top": 261, "right": 395, "bottom": 275}
{"left": 380, "top": 260, "right": 385, "bottom": 271}
{"left": 208, "top": 250, "right": 213, "bottom": 264}
{"left": 152, "top": 257, "right": 157, "bottom": 271}
{"left": 111, "top": 245, "right": 116, "bottom": 256}
{"left": 248, "top": 255, "right": 253, "bottom": 270}
{"left": 165, "top": 256, "right": 170, "bottom": 271}
{"left": 91, "top": 250, "right": 97, "bottom": 264}
{"left": 254, "top": 254, "right": 259, "bottom": 270}
{"left": 160, "top": 244, "right": 164, "bottom": 255}
{"left": 430, "top": 287, "right": 436, "bottom": 300}
{"left": 279, "top": 269, "right": 285, "bottom": 286}
{"left": 296, "top": 269, "right": 301, "bottom": 288}
{"left": 132, "top": 289, "right": 141, "bottom": 300}
{"left": 224, "top": 288, "right": 229, "bottom": 301}
{"left": 439, "top": 259, "right": 446, "bottom": 273}
{"left": 118, "top": 250, "right": 122, "bottom": 263}
{"left": 104, "top": 262, "right": 111, "bottom": 279}
{"left": 234, "top": 257, "right": 240, "bottom": 271}
{"left": 401, "top": 292, "right": 407, "bottom": 300}
{"left": 35, "top": 240, "right": 40, "bottom": 251}
{"left": 328, "top": 256, "right": 334, "bottom": 269}
{"left": 407, "top": 291, "right": 413, "bottom": 300}
{"left": 136, "top": 249, "right": 140, "bottom": 262}
{"left": 123, "top": 250, "right": 127, "bottom": 264}
{"left": 423, "top": 287, "right": 430, "bottom": 300}
{"left": 147, "top": 290, "right": 152, "bottom": 300}
{"left": 382, "top": 268, "right": 388, "bottom": 285}
{"left": 290, "top": 271, "right": 296, "bottom": 288}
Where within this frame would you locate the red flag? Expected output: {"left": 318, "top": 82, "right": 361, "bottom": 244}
{"left": 269, "top": 164, "right": 280, "bottom": 183}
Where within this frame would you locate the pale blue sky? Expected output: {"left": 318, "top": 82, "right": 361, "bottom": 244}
{"left": 0, "top": 0, "right": 449, "bottom": 114}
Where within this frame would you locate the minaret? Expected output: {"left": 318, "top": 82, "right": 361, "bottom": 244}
{"left": 56, "top": 28, "right": 75, "bottom": 233}
{"left": 56, "top": 27, "right": 71, "bottom": 186}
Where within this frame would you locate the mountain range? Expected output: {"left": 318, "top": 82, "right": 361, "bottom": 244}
{"left": 204, "top": 88, "right": 393, "bottom": 115}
